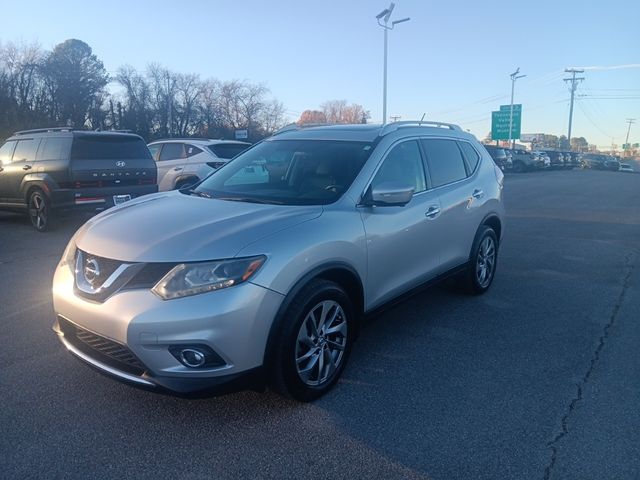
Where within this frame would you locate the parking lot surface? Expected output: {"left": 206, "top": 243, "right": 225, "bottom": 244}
{"left": 1, "top": 169, "right": 639, "bottom": 479}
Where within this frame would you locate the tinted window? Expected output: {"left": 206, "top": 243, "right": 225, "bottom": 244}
{"left": 371, "top": 141, "right": 426, "bottom": 193}
{"left": 421, "top": 139, "right": 468, "bottom": 188}
{"left": 0, "top": 141, "right": 16, "bottom": 165}
{"left": 37, "top": 137, "right": 71, "bottom": 161}
{"left": 12, "top": 138, "right": 40, "bottom": 163}
{"left": 71, "top": 136, "right": 151, "bottom": 160}
{"left": 159, "top": 143, "right": 186, "bottom": 161}
{"left": 208, "top": 143, "right": 250, "bottom": 159}
{"left": 458, "top": 141, "right": 480, "bottom": 173}
{"left": 148, "top": 144, "right": 161, "bottom": 161}
{"left": 185, "top": 145, "right": 203, "bottom": 157}
{"left": 195, "top": 140, "right": 373, "bottom": 205}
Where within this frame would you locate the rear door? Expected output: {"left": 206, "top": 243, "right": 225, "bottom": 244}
{"left": 0, "top": 137, "right": 41, "bottom": 203}
{"left": 421, "top": 138, "right": 483, "bottom": 271}
{"left": 155, "top": 143, "right": 188, "bottom": 191}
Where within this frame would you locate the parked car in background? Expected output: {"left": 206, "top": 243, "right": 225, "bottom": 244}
{"left": 509, "top": 148, "right": 544, "bottom": 172}
{"left": 53, "top": 121, "right": 505, "bottom": 401}
{"left": 561, "top": 151, "right": 578, "bottom": 169}
{"left": 619, "top": 162, "right": 635, "bottom": 173}
{"left": 148, "top": 139, "right": 251, "bottom": 191}
{"left": 483, "top": 145, "right": 511, "bottom": 170}
{"left": 531, "top": 150, "right": 551, "bottom": 168}
{"left": 544, "top": 151, "right": 565, "bottom": 169}
{"left": 0, "top": 128, "right": 157, "bottom": 231}
{"left": 580, "top": 153, "right": 620, "bottom": 171}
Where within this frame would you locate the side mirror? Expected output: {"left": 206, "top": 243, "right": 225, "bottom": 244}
{"left": 362, "top": 182, "right": 414, "bottom": 207}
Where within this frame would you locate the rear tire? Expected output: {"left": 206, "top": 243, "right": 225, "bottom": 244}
{"left": 27, "top": 189, "right": 52, "bottom": 232}
{"left": 513, "top": 161, "right": 526, "bottom": 173}
{"left": 458, "top": 225, "right": 498, "bottom": 295}
{"left": 272, "top": 279, "right": 355, "bottom": 402}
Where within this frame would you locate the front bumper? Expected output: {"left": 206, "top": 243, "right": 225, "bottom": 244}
{"left": 52, "top": 262, "right": 284, "bottom": 394}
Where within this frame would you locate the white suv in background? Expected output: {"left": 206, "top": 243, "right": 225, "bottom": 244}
{"left": 148, "top": 139, "right": 250, "bottom": 191}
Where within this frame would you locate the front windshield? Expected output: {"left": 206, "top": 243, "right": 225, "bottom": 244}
{"left": 194, "top": 139, "right": 374, "bottom": 205}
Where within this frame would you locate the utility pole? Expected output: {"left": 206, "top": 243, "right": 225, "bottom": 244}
{"left": 564, "top": 68, "right": 585, "bottom": 150}
{"left": 624, "top": 118, "right": 636, "bottom": 153}
{"left": 508, "top": 67, "right": 526, "bottom": 149}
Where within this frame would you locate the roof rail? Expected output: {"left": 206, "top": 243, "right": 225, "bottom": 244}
{"left": 379, "top": 120, "right": 462, "bottom": 136}
{"left": 272, "top": 122, "right": 336, "bottom": 136}
{"left": 14, "top": 127, "right": 76, "bottom": 135}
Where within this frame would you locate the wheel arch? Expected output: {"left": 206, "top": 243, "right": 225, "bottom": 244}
{"left": 480, "top": 213, "right": 502, "bottom": 244}
{"left": 262, "top": 262, "right": 364, "bottom": 371}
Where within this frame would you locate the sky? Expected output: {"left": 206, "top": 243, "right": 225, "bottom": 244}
{"left": 2, "top": 0, "right": 639, "bottom": 148}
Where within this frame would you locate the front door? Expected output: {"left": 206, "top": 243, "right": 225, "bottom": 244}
{"left": 360, "top": 140, "right": 445, "bottom": 309}
{"left": 0, "top": 138, "right": 40, "bottom": 204}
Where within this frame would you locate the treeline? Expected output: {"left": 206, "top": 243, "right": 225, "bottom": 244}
{"left": 0, "top": 38, "right": 286, "bottom": 142}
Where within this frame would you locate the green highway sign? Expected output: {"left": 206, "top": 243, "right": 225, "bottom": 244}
{"left": 500, "top": 104, "right": 522, "bottom": 114}
{"left": 491, "top": 104, "right": 522, "bottom": 140}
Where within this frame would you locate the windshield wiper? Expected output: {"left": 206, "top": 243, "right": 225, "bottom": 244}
{"left": 185, "top": 189, "right": 212, "bottom": 199}
{"left": 216, "top": 196, "right": 283, "bottom": 205}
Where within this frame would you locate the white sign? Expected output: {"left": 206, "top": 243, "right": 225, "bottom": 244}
{"left": 235, "top": 129, "right": 248, "bottom": 140}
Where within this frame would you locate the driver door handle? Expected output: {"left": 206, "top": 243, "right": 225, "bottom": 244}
{"left": 22, "top": 164, "right": 32, "bottom": 171}
{"left": 472, "top": 188, "right": 484, "bottom": 199}
{"left": 425, "top": 205, "right": 440, "bottom": 219}
{"left": 173, "top": 167, "right": 183, "bottom": 172}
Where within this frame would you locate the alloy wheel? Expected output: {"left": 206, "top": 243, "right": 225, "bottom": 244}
{"left": 29, "top": 192, "right": 48, "bottom": 231}
{"left": 295, "top": 300, "right": 347, "bottom": 386}
{"left": 476, "top": 236, "right": 496, "bottom": 288}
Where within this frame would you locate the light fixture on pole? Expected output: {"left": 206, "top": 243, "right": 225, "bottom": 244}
{"left": 508, "top": 67, "right": 525, "bottom": 149}
{"left": 376, "top": 3, "right": 410, "bottom": 124}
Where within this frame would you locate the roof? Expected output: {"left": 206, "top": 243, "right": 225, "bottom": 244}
{"left": 10, "top": 128, "right": 143, "bottom": 140}
{"left": 148, "top": 138, "right": 251, "bottom": 146}
{"left": 269, "top": 121, "right": 469, "bottom": 143}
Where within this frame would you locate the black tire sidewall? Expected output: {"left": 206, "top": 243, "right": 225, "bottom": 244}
{"left": 275, "top": 280, "right": 355, "bottom": 402}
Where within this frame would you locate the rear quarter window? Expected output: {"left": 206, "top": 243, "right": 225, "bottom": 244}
{"left": 458, "top": 141, "right": 480, "bottom": 173}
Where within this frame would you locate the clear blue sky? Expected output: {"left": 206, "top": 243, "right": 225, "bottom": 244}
{"left": 2, "top": 0, "right": 639, "bottom": 147}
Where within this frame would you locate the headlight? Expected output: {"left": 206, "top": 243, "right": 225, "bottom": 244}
{"left": 59, "top": 240, "right": 77, "bottom": 271}
{"left": 152, "top": 255, "right": 266, "bottom": 300}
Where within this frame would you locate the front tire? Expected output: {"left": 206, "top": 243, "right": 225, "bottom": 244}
{"left": 273, "top": 279, "right": 355, "bottom": 402}
{"left": 27, "top": 189, "right": 52, "bottom": 232}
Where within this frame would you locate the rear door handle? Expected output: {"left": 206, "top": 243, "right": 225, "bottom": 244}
{"left": 173, "top": 167, "right": 183, "bottom": 172}
{"left": 425, "top": 206, "right": 440, "bottom": 219}
{"left": 472, "top": 188, "right": 484, "bottom": 199}
{"left": 22, "top": 164, "right": 32, "bottom": 171}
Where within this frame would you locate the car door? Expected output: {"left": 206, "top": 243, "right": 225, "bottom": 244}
{"left": 155, "top": 143, "right": 188, "bottom": 191}
{"left": 421, "top": 138, "right": 484, "bottom": 272}
{"left": 0, "top": 138, "right": 41, "bottom": 203}
{"left": 360, "top": 139, "right": 444, "bottom": 309}
{"left": 0, "top": 140, "right": 18, "bottom": 203}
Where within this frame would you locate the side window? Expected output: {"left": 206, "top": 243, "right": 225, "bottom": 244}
{"left": 158, "top": 143, "right": 186, "bottom": 161}
{"left": 148, "top": 144, "right": 161, "bottom": 161}
{"left": 0, "top": 141, "right": 17, "bottom": 165}
{"left": 37, "top": 137, "right": 70, "bottom": 161}
{"left": 185, "top": 145, "right": 203, "bottom": 157}
{"left": 12, "top": 138, "right": 41, "bottom": 163}
{"left": 371, "top": 141, "right": 426, "bottom": 194}
{"left": 458, "top": 141, "right": 480, "bottom": 174}
{"left": 421, "top": 139, "right": 468, "bottom": 188}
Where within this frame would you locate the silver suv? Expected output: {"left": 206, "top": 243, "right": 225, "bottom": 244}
{"left": 52, "top": 121, "right": 505, "bottom": 401}
{"left": 148, "top": 139, "right": 250, "bottom": 191}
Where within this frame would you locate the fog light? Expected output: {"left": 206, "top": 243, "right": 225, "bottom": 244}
{"left": 180, "top": 349, "right": 206, "bottom": 368}
{"left": 168, "top": 344, "right": 226, "bottom": 369}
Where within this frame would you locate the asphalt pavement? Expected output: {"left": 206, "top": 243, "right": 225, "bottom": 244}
{"left": 1, "top": 169, "right": 639, "bottom": 479}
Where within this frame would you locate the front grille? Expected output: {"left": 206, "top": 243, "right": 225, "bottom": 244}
{"left": 58, "top": 316, "right": 146, "bottom": 376}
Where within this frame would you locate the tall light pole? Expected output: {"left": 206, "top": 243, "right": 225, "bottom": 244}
{"left": 508, "top": 67, "right": 525, "bottom": 149}
{"left": 376, "top": 3, "right": 410, "bottom": 124}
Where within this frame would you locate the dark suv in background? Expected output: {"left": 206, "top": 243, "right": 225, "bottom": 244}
{"left": 0, "top": 128, "right": 157, "bottom": 231}
{"left": 580, "top": 153, "right": 620, "bottom": 171}
{"left": 482, "top": 145, "right": 511, "bottom": 171}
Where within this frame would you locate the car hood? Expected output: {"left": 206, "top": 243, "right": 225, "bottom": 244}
{"left": 74, "top": 191, "right": 322, "bottom": 262}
